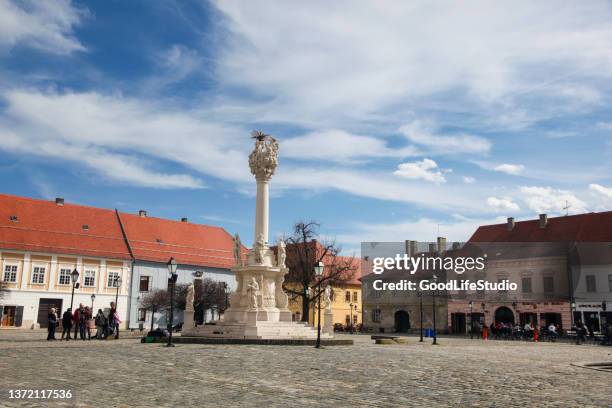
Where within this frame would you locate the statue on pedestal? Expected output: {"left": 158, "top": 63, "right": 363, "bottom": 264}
{"left": 233, "top": 233, "right": 242, "bottom": 266}
{"left": 185, "top": 283, "right": 195, "bottom": 312}
{"left": 247, "top": 277, "right": 260, "bottom": 309}
{"left": 277, "top": 239, "right": 286, "bottom": 268}
{"left": 324, "top": 286, "right": 332, "bottom": 311}
{"left": 254, "top": 233, "right": 266, "bottom": 264}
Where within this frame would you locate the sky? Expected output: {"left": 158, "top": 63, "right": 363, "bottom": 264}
{"left": 1, "top": 0, "right": 612, "bottom": 254}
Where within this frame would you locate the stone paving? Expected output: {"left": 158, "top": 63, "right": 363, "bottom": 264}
{"left": 0, "top": 330, "right": 610, "bottom": 407}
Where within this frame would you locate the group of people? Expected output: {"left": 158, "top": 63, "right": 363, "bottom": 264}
{"left": 472, "top": 321, "right": 561, "bottom": 342}
{"left": 46, "top": 301, "right": 121, "bottom": 341}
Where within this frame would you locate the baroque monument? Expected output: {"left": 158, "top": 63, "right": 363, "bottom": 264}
{"left": 183, "top": 131, "right": 333, "bottom": 340}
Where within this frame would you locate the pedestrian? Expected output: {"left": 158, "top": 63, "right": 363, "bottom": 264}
{"left": 575, "top": 320, "right": 586, "bottom": 344}
{"left": 84, "top": 306, "right": 93, "bottom": 340}
{"left": 73, "top": 303, "right": 87, "bottom": 340}
{"left": 94, "top": 309, "right": 105, "bottom": 339}
{"left": 482, "top": 323, "right": 489, "bottom": 341}
{"left": 108, "top": 301, "right": 120, "bottom": 339}
{"left": 112, "top": 309, "right": 121, "bottom": 339}
{"left": 61, "top": 308, "right": 72, "bottom": 340}
{"left": 533, "top": 325, "right": 539, "bottom": 342}
{"left": 47, "top": 308, "right": 57, "bottom": 340}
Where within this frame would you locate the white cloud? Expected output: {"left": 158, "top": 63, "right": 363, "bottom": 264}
{"left": 463, "top": 176, "right": 476, "bottom": 184}
{"left": 0, "top": 89, "right": 249, "bottom": 188}
{"left": 212, "top": 1, "right": 612, "bottom": 126}
{"left": 398, "top": 120, "right": 491, "bottom": 155}
{"left": 494, "top": 163, "right": 525, "bottom": 175}
{"left": 0, "top": 0, "right": 86, "bottom": 54}
{"left": 519, "top": 186, "right": 587, "bottom": 215}
{"left": 282, "top": 129, "right": 419, "bottom": 163}
{"left": 486, "top": 196, "right": 520, "bottom": 212}
{"left": 393, "top": 159, "right": 446, "bottom": 183}
{"left": 597, "top": 122, "right": 612, "bottom": 130}
{"left": 336, "top": 216, "right": 505, "bottom": 246}
{"left": 589, "top": 183, "right": 612, "bottom": 198}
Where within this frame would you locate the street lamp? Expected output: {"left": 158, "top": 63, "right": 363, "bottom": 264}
{"left": 91, "top": 294, "right": 96, "bottom": 312}
{"left": 432, "top": 274, "right": 438, "bottom": 345}
{"left": 314, "top": 261, "right": 324, "bottom": 349}
{"left": 166, "top": 257, "right": 178, "bottom": 347}
{"left": 114, "top": 275, "right": 122, "bottom": 307}
{"left": 469, "top": 300, "right": 474, "bottom": 339}
{"left": 418, "top": 289, "right": 424, "bottom": 342}
{"left": 70, "top": 268, "right": 79, "bottom": 311}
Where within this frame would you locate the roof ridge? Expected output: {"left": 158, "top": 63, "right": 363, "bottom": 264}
{"left": 0, "top": 193, "right": 117, "bottom": 214}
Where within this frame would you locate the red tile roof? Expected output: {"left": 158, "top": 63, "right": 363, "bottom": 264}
{"left": 118, "top": 212, "right": 242, "bottom": 269}
{"left": 469, "top": 211, "right": 612, "bottom": 243}
{"left": 0, "top": 194, "right": 131, "bottom": 260}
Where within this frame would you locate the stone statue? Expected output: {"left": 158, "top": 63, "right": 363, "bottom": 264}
{"left": 277, "top": 239, "right": 286, "bottom": 268}
{"left": 233, "top": 233, "right": 242, "bottom": 266}
{"left": 324, "top": 286, "right": 332, "bottom": 310}
{"left": 249, "top": 131, "right": 279, "bottom": 182}
{"left": 247, "top": 276, "right": 260, "bottom": 309}
{"left": 185, "top": 283, "right": 194, "bottom": 312}
{"left": 275, "top": 275, "right": 288, "bottom": 309}
{"left": 254, "top": 233, "right": 266, "bottom": 264}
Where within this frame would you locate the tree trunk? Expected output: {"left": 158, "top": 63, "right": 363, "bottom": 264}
{"left": 301, "top": 288, "right": 310, "bottom": 323}
{"left": 150, "top": 309, "right": 155, "bottom": 333}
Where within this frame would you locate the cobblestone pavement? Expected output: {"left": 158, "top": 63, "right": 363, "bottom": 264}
{"left": 0, "top": 331, "right": 610, "bottom": 408}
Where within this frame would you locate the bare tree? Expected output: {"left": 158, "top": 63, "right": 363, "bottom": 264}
{"left": 139, "top": 283, "right": 191, "bottom": 331}
{"left": 194, "top": 278, "right": 231, "bottom": 323}
{"left": 283, "top": 221, "right": 358, "bottom": 323}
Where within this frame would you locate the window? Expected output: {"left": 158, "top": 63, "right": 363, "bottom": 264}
{"left": 31, "top": 266, "right": 45, "bottom": 284}
{"left": 139, "top": 276, "right": 151, "bottom": 292}
{"left": 371, "top": 308, "right": 381, "bottom": 323}
{"left": 352, "top": 291, "right": 358, "bottom": 302}
{"left": 107, "top": 271, "right": 120, "bottom": 288}
{"left": 345, "top": 315, "right": 350, "bottom": 326}
{"left": 608, "top": 274, "right": 612, "bottom": 292}
{"left": 84, "top": 270, "right": 96, "bottom": 287}
{"left": 498, "top": 278, "right": 508, "bottom": 293}
{"left": 138, "top": 308, "right": 146, "bottom": 322}
{"left": 354, "top": 314, "right": 358, "bottom": 324}
{"left": 3, "top": 264, "right": 17, "bottom": 282}
{"left": 345, "top": 291, "right": 350, "bottom": 302}
{"left": 58, "top": 268, "right": 72, "bottom": 285}
{"left": 521, "top": 277, "right": 532, "bottom": 293}
{"left": 543, "top": 276, "right": 554, "bottom": 293}
{"left": 586, "top": 275, "right": 596, "bottom": 292}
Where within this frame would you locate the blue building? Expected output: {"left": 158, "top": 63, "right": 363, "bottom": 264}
{"left": 118, "top": 210, "right": 239, "bottom": 330}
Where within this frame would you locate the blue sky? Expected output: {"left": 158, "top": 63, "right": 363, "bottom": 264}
{"left": 1, "top": 0, "right": 612, "bottom": 253}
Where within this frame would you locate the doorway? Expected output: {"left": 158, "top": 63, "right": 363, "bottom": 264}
{"left": 451, "top": 313, "right": 466, "bottom": 334}
{"left": 494, "top": 306, "right": 515, "bottom": 325}
{"left": 37, "top": 298, "right": 63, "bottom": 328}
{"left": 394, "top": 310, "right": 410, "bottom": 333}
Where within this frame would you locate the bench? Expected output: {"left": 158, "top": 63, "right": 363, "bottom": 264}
{"left": 371, "top": 335, "right": 409, "bottom": 344}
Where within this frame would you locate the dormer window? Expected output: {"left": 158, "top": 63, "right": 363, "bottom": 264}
{"left": 9, "top": 215, "right": 18, "bottom": 222}
{"left": 82, "top": 225, "right": 89, "bottom": 231}
{"left": 156, "top": 238, "right": 163, "bottom": 244}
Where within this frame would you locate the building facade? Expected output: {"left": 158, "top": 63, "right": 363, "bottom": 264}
{"left": 0, "top": 194, "right": 240, "bottom": 331}
{"left": 0, "top": 195, "right": 131, "bottom": 329}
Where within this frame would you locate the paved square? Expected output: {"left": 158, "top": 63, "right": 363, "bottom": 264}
{"left": 0, "top": 331, "right": 610, "bottom": 407}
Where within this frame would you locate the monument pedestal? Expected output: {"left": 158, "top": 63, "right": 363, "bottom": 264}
{"left": 181, "top": 132, "right": 334, "bottom": 341}
{"left": 323, "top": 310, "right": 334, "bottom": 335}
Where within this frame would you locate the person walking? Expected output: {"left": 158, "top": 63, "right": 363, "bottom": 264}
{"left": 94, "top": 309, "right": 106, "bottom": 339}
{"left": 108, "top": 302, "right": 120, "bottom": 339}
{"left": 47, "top": 308, "right": 57, "bottom": 341}
{"left": 61, "top": 308, "right": 72, "bottom": 340}
{"left": 112, "top": 309, "right": 121, "bottom": 339}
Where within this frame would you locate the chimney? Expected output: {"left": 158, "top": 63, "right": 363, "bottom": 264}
{"left": 539, "top": 213, "right": 548, "bottom": 229}
{"left": 138, "top": 210, "right": 147, "bottom": 218}
{"left": 437, "top": 237, "right": 447, "bottom": 254}
{"left": 507, "top": 217, "right": 515, "bottom": 231}
{"left": 405, "top": 240, "right": 418, "bottom": 257}
{"left": 452, "top": 242, "right": 461, "bottom": 250}
{"left": 181, "top": 217, "right": 188, "bottom": 223}
{"left": 428, "top": 243, "right": 436, "bottom": 253}
{"left": 55, "top": 197, "right": 64, "bottom": 206}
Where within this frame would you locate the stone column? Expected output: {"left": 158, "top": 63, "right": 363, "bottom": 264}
{"left": 249, "top": 131, "right": 278, "bottom": 247}
{"left": 254, "top": 179, "right": 269, "bottom": 244}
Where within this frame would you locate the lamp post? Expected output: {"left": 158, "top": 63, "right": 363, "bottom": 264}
{"left": 432, "top": 274, "right": 438, "bottom": 345}
{"left": 167, "top": 257, "right": 178, "bottom": 347}
{"left": 469, "top": 300, "right": 474, "bottom": 339}
{"left": 91, "top": 294, "right": 96, "bottom": 312}
{"left": 114, "top": 275, "right": 122, "bottom": 308}
{"left": 314, "top": 261, "right": 324, "bottom": 349}
{"left": 70, "top": 268, "right": 79, "bottom": 311}
{"left": 419, "top": 289, "right": 424, "bottom": 342}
